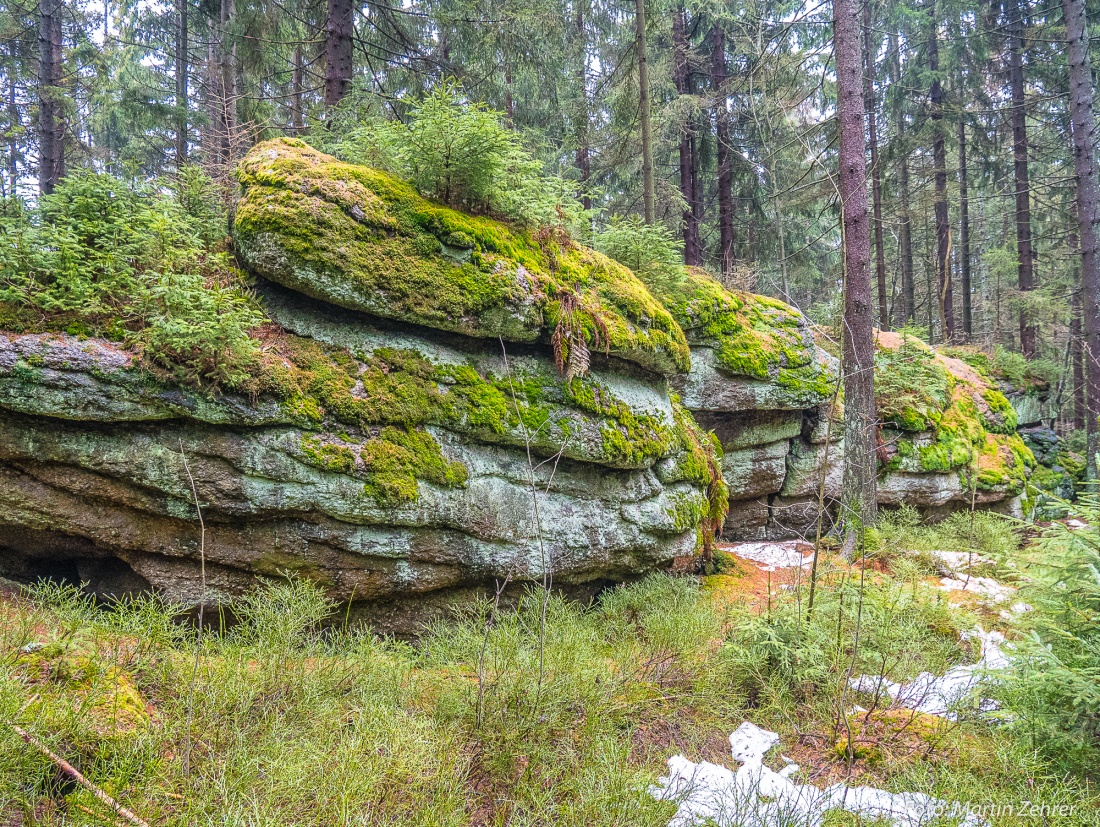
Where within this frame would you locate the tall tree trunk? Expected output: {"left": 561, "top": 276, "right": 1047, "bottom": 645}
{"left": 891, "top": 34, "right": 914, "bottom": 325}
{"left": 324, "top": 0, "right": 354, "bottom": 109}
{"left": 863, "top": 2, "right": 888, "bottom": 330}
{"left": 673, "top": 7, "right": 699, "bottom": 264}
{"left": 929, "top": 13, "right": 954, "bottom": 342}
{"left": 635, "top": 0, "right": 654, "bottom": 223}
{"left": 575, "top": 0, "right": 591, "bottom": 211}
{"left": 6, "top": 42, "right": 20, "bottom": 189}
{"left": 836, "top": 0, "right": 878, "bottom": 537}
{"left": 1063, "top": 0, "right": 1100, "bottom": 480}
{"left": 958, "top": 118, "right": 973, "bottom": 338}
{"left": 216, "top": 0, "right": 235, "bottom": 165}
{"left": 1007, "top": 0, "right": 1037, "bottom": 357}
{"left": 37, "top": 0, "right": 64, "bottom": 194}
{"left": 1072, "top": 289, "right": 1086, "bottom": 430}
{"left": 292, "top": 44, "right": 303, "bottom": 132}
{"left": 175, "top": 0, "right": 189, "bottom": 168}
{"left": 712, "top": 25, "right": 734, "bottom": 278}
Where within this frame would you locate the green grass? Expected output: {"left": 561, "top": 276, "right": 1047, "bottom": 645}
{"left": 1, "top": 523, "right": 1097, "bottom": 825}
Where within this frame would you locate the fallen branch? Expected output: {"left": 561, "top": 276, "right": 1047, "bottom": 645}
{"left": 9, "top": 724, "right": 152, "bottom": 827}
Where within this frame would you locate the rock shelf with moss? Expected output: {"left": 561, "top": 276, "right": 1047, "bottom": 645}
{"left": 874, "top": 332, "right": 1034, "bottom": 495}
{"left": 233, "top": 139, "right": 690, "bottom": 375}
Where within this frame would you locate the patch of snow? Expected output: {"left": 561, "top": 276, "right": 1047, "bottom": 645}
{"left": 1066, "top": 518, "right": 1088, "bottom": 530}
{"left": 931, "top": 550, "right": 991, "bottom": 571}
{"left": 722, "top": 541, "right": 814, "bottom": 571}
{"left": 938, "top": 575, "right": 1015, "bottom": 603}
{"left": 651, "top": 721, "right": 987, "bottom": 827}
{"left": 849, "top": 629, "right": 1008, "bottom": 719}
{"left": 998, "top": 601, "right": 1033, "bottom": 621}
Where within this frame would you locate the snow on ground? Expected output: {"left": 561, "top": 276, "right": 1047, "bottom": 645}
{"left": 929, "top": 550, "right": 992, "bottom": 574}
{"left": 848, "top": 628, "right": 1009, "bottom": 719}
{"left": 651, "top": 721, "right": 987, "bottom": 827}
{"left": 938, "top": 575, "right": 1016, "bottom": 603}
{"left": 720, "top": 541, "right": 815, "bottom": 571}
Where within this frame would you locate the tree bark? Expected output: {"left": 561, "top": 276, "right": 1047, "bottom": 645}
{"left": 324, "top": 0, "right": 354, "bottom": 109}
{"left": 958, "top": 117, "right": 973, "bottom": 338}
{"left": 37, "top": 0, "right": 64, "bottom": 194}
{"left": 712, "top": 25, "right": 734, "bottom": 277}
{"left": 1072, "top": 289, "right": 1086, "bottom": 430}
{"left": 836, "top": 0, "right": 878, "bottom": 536}
{"left": 863, "top": 2, "right": 888, "bottom": 330}
{"left": 673, "top": 6, "right": 699, "bottom": 264}
{"left": 635, "top": 0, "right": 654, "bottom": 224}
{"left": 292, "top": 44, "right": 303, "bottom": 132}
{"left": 1007, "top": 0, "right": 1037, "bottom": 357}
{"left": 575, "top": 0, "right": 591, "bottom": 211}
{"left": 890, "top": 34, "right": 914, "bottom": 326}
{"left": 929, "top": 13, "right": 954, "bottom": 342}
{"left": 6, "top": 42, "right": 20, "bottom": 189}
{"left": 175, "top": 0, "right": 189, "bottom": 168}
{"left": 1063, "top": 0, "right": 1100, "bottom": 479}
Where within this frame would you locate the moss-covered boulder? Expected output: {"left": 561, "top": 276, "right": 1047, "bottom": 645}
{"left": 233, "top": 139, "right": 690, "bottom": 376}
{"left": 874, "top": 332, "right": 1035, "bottom": 504}
{"left": 641, "top": 268, "right": 836, "bottom": 411}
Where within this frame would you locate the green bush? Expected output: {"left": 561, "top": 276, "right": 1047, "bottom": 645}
{"left": 590, "top": 216, "right": 685, "bottom": 285}
{"left": 0, "top": 171, "right": 264, "bottom": 388}
{"left": 317, "top": 81, "right": 589, "bottom": 229}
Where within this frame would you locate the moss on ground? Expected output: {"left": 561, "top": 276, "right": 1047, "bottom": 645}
{"left": 233, "top": 138, "right": 690, "bottom": 374}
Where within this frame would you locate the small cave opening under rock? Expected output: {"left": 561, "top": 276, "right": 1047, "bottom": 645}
{"left": 0, "top": 529, "right": 152, "bottom": 602}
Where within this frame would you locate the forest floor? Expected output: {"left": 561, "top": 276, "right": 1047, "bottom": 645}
{"left": 1, "top": 509, "right": 1098, "bottom": 826}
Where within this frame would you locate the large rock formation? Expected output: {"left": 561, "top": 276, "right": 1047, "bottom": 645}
{"left": 0, "top": 139, "right": 1035, "bottom": 629}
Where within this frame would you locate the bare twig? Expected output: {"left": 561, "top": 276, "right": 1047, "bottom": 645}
{"left": 178, "top": 440, "right": 206, "bottom": 780}
{"left": 9, "top": 724, "right": 152, "bottom": 827}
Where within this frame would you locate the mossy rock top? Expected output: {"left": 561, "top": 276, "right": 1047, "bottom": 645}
{"left": 874, "top": 331, "right": 1034, "bottom": 493}
{"left": 232, "top": 138, "right": 690, "bottom": 376}
{"left": 642, "top": 266, "right": 821, "bottom": 382}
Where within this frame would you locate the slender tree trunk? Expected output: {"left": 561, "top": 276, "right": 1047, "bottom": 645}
{"left": 292, "top": 44, "right": 303, "bottom": 132}
{"left": 6, "top": 42, "right": 20, "bottom": 189}
{"left": 217, "top": 0, "right": 235, "bottom": 164}
{"left": 37, "top": 0, "right": 64, "bottom": 194}
{"left": 575, "top": 0, "right": 591, "bottom": 211}
{"left": 635, "top": 0, "right": 654, "bottom": 223}
{"left": 929, "top": 13, "right": 954, "bottom": 342}
{"left": 712, "top": 25, "right": 734, "bottom": 277}
{"left": 1072, "top": 289, "right": 1086, "bottom": 430}
{"left": 1064, "top": 0, "right": 1100, "bottom": 480}
{"left": 836, "top": 0, "right": 878, "bottom": 537}
{"left": 891, "top": 34, "right": 914, "bottom": 325}
{"left": 863, "top": 2, "right": 888, "bottom": 329}
{"left": 958, "top": 118, "right": 973, "bottom": 338}
{"left": 175, "top": 0, "right": 189, "bottom": 168}
{"left": 673, "top": 7, "right": 699, "bottom": 264}
{"left": 324, "top": 0, "right": 354, "bottom": 109}
{"left": 1007, "top": 0, "right": 1037, "bottom": 357}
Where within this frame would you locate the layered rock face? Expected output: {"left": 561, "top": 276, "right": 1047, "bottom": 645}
{"left": 0, "top": 140, "right": 722, "bottom": 630}
{"left": 0, "top": 139, "right": 1034, "bottom": 628}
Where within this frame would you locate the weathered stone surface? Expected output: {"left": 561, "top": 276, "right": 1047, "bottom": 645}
{"left": 781, "top": 438, "right": 843, "bottom": 499}
{"left": 877, "top": 471, "right": 964, "bottom": 508}
{"left": 723, "top": 497, "right": 769, "bottom": 541}
{"left": 721, "top": 439, "right": 789, "bottom": 501}
{"left": 767, "top": 496, "right": 826, "bottom": 540}
{"left": 672, "top": 346, "right": 837, "bottom": 412}
{"left": 694, "top": 409, "right": 803, "bottom": 453}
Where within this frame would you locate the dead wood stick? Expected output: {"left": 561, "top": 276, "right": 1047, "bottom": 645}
{"left": 9, "top": 724, "right": 152, "bottom": 827}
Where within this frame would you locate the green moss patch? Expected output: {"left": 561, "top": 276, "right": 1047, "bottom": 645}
{"left": 639, "top": 266, "right": 829, "bottom": 390}
{"left": 233, "top": 139, "right": 689, "bottom": 375}
{"left": 875, "top": 332, "right": 1036, "bottom": 493}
